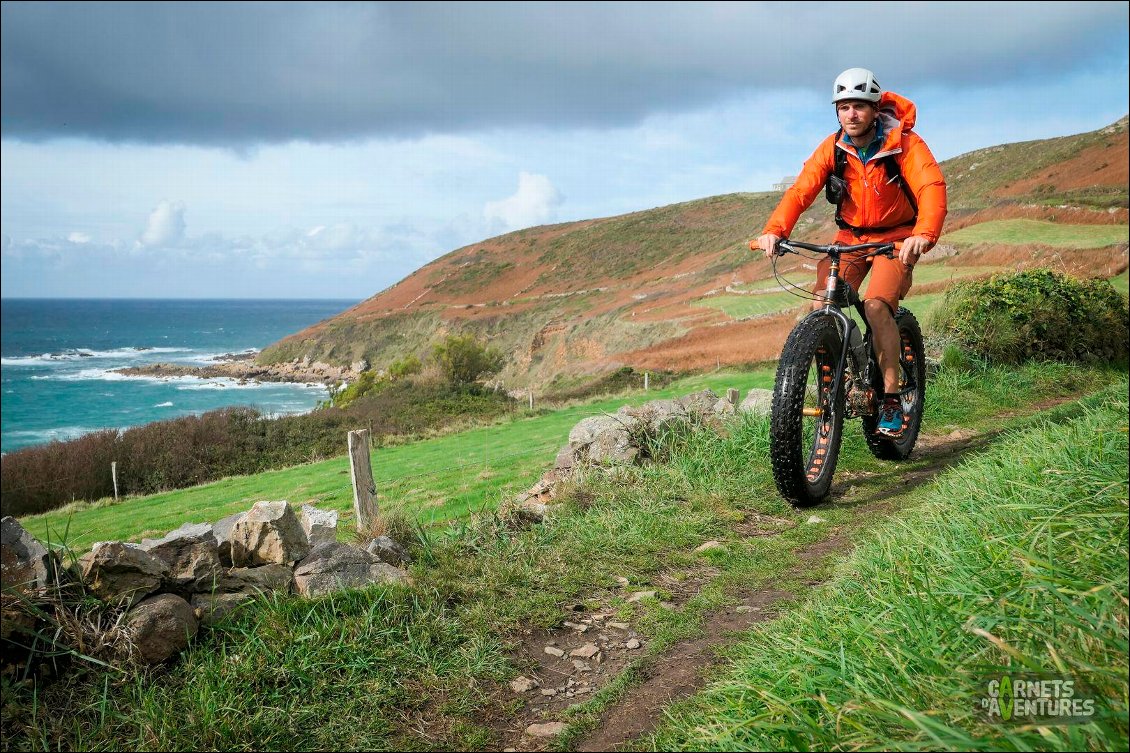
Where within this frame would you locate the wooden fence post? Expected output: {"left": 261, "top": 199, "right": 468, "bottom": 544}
{"left": 111, "top": 461, "right": 119, "bottom": 502}
{"left": 529, "top": 391, "right": 534, "bottom": 410}
{"left": 348, "top": 429, "right": 378, "bottom": 533}
{"left": 644, "top": 372, "right": 649, "bottom": 391}
{"left": 727, "top": 388, "right": 739, "bottom": 406}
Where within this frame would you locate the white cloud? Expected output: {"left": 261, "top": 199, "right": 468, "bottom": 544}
{"left": 67, "top": 231, "right": 91, "bottom": 244}
{"left": 138, "top": 200, "right": 186, "bottom": 247}
{"left": 483, "top": 172, "right": 563, "bottom": 233}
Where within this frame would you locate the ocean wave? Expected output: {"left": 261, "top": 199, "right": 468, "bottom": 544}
{"left": 41, "top": 368, "right": 326, "bottom": 394}
{"left": 1, "top": 346, "right": 189, "bottom": 366}
{"left": 188, "top": 348, "right": 259, "bottom": 365}
{"left": 154, "top": 401, "right": 174, "bottom": 407}
{"left": 175, "top": 379, "right": 326, "bottom": 392}
{"left": 3, "top": 426, "right": 109, "bottom": 443}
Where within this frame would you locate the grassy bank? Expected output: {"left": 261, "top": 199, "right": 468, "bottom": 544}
{"left": 650, "top": 380, "right": 1129, "bottom": 751}
{"left": 19, "top": 369, "right": 777, "bottom": 551}
{"left": 943, "top": 219, "right": 1128, "bottom": 248}
{"left": 2, "top": 364, "right": 1121, "bottom": 751}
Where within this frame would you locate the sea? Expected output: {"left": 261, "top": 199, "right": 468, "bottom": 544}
{"left": 1, "top": 299, "right": 359, "bottom": 455}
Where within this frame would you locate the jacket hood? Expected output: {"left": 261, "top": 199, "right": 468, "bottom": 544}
{"left": 878, "top": 91, "right": 916, "bottom": 133}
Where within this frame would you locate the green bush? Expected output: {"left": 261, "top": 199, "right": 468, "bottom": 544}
{"left": 332, "top": 369, "right": 389, "bottom": 408}
{"left": 388, "top": 354, "right": 422, "bottom": 380}
{"left": 430, "top": 334, "right": 504, "bottom": 386}
{"left": 931, "top": 268, "right": 1129, "bottom": 365}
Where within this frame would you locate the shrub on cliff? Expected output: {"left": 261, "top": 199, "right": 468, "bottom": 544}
{"left": 430, "top": 334, "right": 504, "bottom": 387}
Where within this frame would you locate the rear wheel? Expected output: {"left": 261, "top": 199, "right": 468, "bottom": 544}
{"left": 770, "top": 315, "right": 846, "bottom": 506}
{"left": 863, "top": 308, "right": 926, "bottom": 460}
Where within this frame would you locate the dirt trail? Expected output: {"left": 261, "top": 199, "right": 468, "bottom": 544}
{"left": 498, "top": 397, "right": 1079, "bottom": 752}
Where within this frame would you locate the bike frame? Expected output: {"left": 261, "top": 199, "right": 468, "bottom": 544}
{"left": 776, "top": 240, "right": 896, "bottom": 416}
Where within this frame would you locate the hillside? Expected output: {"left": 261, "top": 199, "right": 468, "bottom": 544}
{"left": 261, "top": 117, "right": 1129, "bottom": 385}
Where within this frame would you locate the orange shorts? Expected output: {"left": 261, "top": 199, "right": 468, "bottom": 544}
{"left": 813, "top": 251, "right": 913, "bottom": 312}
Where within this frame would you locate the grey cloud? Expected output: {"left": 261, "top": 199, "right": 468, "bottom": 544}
{"left": 2, "top": 2, "right": 1125, "bottom": 146}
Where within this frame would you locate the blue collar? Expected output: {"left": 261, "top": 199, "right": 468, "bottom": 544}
{"left": 841, "top": 119, "right": 884, "bottom": 163}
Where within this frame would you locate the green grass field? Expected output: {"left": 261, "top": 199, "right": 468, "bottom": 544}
{"left": 651, "top": 380, "right": 1129, "bottom": 751}
{"left": 696, "top": 266, "right": 986, "bottom": 323}
{"left": 5, "top": 364, "right": 1121, "bottom": 752}
{"left": 1110, "top": 268, "right": 1129, "bottom": 297}
{"left": 943, "top": 219, "right": 1129, "bottom": 248}
{"left": 23, "top": 369, "right": 777, "bottom": 551}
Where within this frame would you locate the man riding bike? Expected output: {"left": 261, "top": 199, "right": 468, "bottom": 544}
{"left": 752, "top": 68, "right": 947, "bottom": 436}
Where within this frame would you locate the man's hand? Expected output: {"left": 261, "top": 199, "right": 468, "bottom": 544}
{"left": 752, "top": 233, "right": 782, "bottom": 259}
{"left": 899, "top": 235, "right": 931, "bottom": 266}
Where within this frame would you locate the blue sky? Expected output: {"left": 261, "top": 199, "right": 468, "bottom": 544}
{"left": 2, "top": 2, "right": 1127, "bottom": 299}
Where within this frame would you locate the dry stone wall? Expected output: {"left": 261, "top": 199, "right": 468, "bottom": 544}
{"left": 3, "top": 386, "right": 769, "bottom": 671}
{"left": 2, "top": 500, "right": 410, "bottom": 666}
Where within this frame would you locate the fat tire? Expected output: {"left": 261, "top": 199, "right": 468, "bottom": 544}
{"left": 863, "top": 308, "right": 926, "bottom": 460}
{"left": 770, "top": 315, "right": 846, "bottom": 506}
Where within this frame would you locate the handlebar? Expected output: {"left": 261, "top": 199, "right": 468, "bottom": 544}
{"left": 777, "top": 239, "right": 895, "bottom": 258}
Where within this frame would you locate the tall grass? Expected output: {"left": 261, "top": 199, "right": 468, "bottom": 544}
{"left": 650, "top": 381, "right": 1129, "bottom": 751}
{"left": 4, "top": 369, "right": 1122, "bottom": 751}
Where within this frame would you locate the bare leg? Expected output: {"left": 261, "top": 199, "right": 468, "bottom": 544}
{"left": 864, "top": 298, "right": 900, "bottom": 394}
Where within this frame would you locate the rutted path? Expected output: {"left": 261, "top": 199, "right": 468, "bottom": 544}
{"left": 496, "top": 399, "right": 1079, "bottom": 752}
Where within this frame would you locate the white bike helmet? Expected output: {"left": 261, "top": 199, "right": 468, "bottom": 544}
{"left": 832, "top": 68, "right": 882, "bottom": 103}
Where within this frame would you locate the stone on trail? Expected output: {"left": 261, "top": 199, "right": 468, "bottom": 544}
{"left": 626, "top": 590, "right": 657, "bottom": 603}
{"left": 124, "top": 593, "right": 199, "bottom": 664}
{"left": 806, "top": 515, "right": 827, "bottom": 524}
{"left": 544, "top": 645, "right": 565, "bottom": 657}
{"left": 694, "top": 540, "right": 723, "bottom": 553}
{"left": 509, "top": 676, "right": 539, "bottom": 693}
{"left": 230, "top": 501, "right": 311, "bottom": 567}
{"left": 526, "top": 722, "right": 568, "bottom": 738}
{"left": 625, "top": 638, "right": 642, "bottom": 650}
{"left": 570, "top": 643, "right": 601, "bottom": 659}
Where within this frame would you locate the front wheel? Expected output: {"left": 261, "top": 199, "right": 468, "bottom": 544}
{"left": 863, "top": 308, "right": 926, "bottom": 460}
{"left": 770, "top": 315, "right": 846, "bottom": 506}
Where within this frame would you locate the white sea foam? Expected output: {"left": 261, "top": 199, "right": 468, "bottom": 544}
{"left": 154, "top": 401, "right": 174, "bottom": 407}
{"left": 175, "top": 379, "right": 325, "bottom": 392}
{"left": 4, "top": 426, "right": 107, "bottom": 443}
{"left": 1, "top": 346, "right": 189, "bottom": 366}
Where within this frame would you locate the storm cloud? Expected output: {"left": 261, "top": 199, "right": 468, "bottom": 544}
{"left": 3, "top": 1, "right": 1126, "bottom": 147}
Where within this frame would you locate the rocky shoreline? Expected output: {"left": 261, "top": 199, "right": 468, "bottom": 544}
{"left": 114, "top": 352, "right": 362, "bottom": 386}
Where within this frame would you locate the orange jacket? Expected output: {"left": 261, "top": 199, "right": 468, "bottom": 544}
{"left": 762, "top": 91, "right": 947, "bottom": 246}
